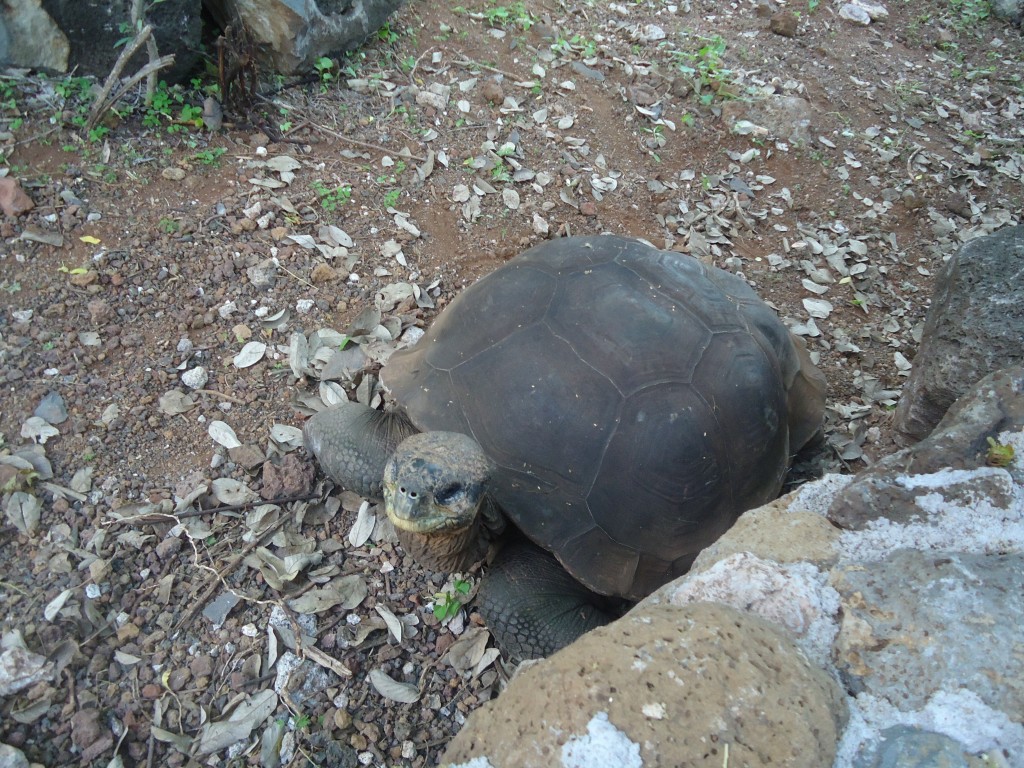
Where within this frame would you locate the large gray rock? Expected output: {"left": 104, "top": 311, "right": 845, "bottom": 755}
{"left": 434, "top": 367, "right": 1023, "bottom": 766}
{"left": 23, "top": 0, "right": 203, "bottom": 82}
{"left": 991, "top": 0, "right": 1023, "bottom": 24}
{"left": 853, "top": 726, "right": 977, "bottom": 768}
{"left": 0, "top": 0, "right": 68, "bottom": 71}
{"left": 894, "top": 225, "right": 1024, "bottom": 442}
{"left": 832, "top": 550, "right": 1024, "bottom": 715}
{"left": 831, "top": 366, "right": 1024, "bottom": 530}
{"left": 444, "top": 602, "right": 848, "bottom": 768}
{"left": 207, "top": 0, "right": 405, "bottom": 75}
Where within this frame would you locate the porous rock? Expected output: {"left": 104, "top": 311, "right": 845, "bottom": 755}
{"left": 37, "top": 0, "right": 202, "bottom": 83}
{"left": 0, "top": 744, "right": 29, "bottom": 768}
{"left": 853, "top": 726, "right": 978, "bottom": 768}
{"left": 832, "top": 550, "right": 1024, "bottom": 715}
{"left": 990, "top": 0, "right": 1023, "bottom": 24}
{"left": 443, "top": 602, "right": 847, "bottom": 768}
{"left": 830, "top": 366, "right": 1024, "bottom": 531}
{"left": 721, "top": 95, "right": 816, "bottom": 144}
{"left": 206, "top": 0, "right": 404, "bottom": 75}
{"left": 688, "top": 494, "right": 839, "bottom": 570}
{"left": 894, "top": 225, "right": 1024, "bottom": 442}
{"left": 0, "top": 0, "right": 69, "bottom": 72}
{"left": 644, "top": 552, "right": 840, "bottom": 667}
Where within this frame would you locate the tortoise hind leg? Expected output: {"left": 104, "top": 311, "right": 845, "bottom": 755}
{"left": 303, "top": 402, "right": 418, "bottom": 499}
{"left": 478, "top": 539, "right": 620, "bottom": 660}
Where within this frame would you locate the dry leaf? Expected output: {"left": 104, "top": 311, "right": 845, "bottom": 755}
{"left": 5, "top": 492, "right": 41, "bottom": 536}
{"left": 211, "top": 478, "right": 257, "bottom": 505}
{"left": 233, "top": 341, "right": 267, "bottom": 368}
{"left": 368, "top": 668, "right": 419, "bottom": 704}
{"left": 252, "top": 548, "right": 323, "bottom": 591}
{"left": 0, "top": 647, "right": 54, "bottom": 696}
{"left": 286, "top": 575, "right": 367, "bottom": 614}
{"left": 445, "top": 627, "right": 490, "bottom": 676}
{"left": 20, "top": 416, "right": 59, "bottom": 444}
{"left": 196, "top": 689, "right": 278, "bottom": 755}
{"left": 348, "top": 501, "right": 375, "bottom": 548}
{"left": 208, "top": 421, "right": 242, "bottom": 449}
{"left": 375, "top": 605, "right": 403, "bottom": 643}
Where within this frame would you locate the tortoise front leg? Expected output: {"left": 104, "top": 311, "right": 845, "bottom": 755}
{"left": 303, "top": 402, "right": 418, "bottom": 499}
{"left": 478, "top": 539, "right": 620, "bottom": 660}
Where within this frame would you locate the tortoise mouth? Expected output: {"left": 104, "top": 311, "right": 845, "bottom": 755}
{"left": 387, "top": 508, "right": 475, "bottom": 534}
{"left": 383, "top": 480, "right": 481, "bottom": 535}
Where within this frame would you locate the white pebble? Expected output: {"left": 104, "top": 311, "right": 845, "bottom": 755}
{"left": 181, "top": 366, "right": 208, "bottom": 389}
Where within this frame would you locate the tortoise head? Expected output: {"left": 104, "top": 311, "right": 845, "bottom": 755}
{"left": 383, "top": 432, "right": 494, "bottom": 570}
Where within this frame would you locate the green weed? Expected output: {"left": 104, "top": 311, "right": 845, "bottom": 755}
{"left": 193, "top": 147, "right": 227, "bottom": 166}
{"left": 312, "top": 180, "right": 352, "bottom": 211}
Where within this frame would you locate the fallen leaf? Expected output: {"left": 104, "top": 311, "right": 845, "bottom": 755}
{"left": 0, "top": 646, "right": 54, "bottom": 696}
{"left": 445, "top": 626, "right": 490, "bottom": 676}
{"left": 211, "top": 478, "right": 257, "bottom": 506}
{"left": 375, "top": 605, "right": 403, "bottom": 643}
{"left": 5, "top": 492, "right": 41, "bottom": 536}
{"left": 20, "top": 416, "right": 59, "bottom": 444}
{"left": 158, "top": 390, "right": 196, "bottom": 415}
{"left": 196, "top": 689, "right": 278, "bottom": 755}
{"left": 348, "top": 501, "right": 375, "bottom": 548}
{"left": 286, "top": 575, "right": 367, "bottom": 614}
{"left": 208, "top": 421, "right": 242, "bottom": 449}
{"left": 368, "top": 668, "right": 419, "bottom": 704}
{"left": 233, "top": 341, "right": 267, "bottom": 368}
{"left": 251, "top": 548, "right": 323, "bottom": 591}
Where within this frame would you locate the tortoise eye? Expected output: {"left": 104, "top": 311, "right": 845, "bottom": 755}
{"left": 434, "top": 484, "right": 463, "bottom": 506}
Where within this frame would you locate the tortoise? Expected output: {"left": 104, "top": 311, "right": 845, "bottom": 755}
{"left": 304, "top": 235, "right": 826, "bottom": 659}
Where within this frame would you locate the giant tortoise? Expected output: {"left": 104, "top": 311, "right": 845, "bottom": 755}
{"left": 304, "top": 235, "right": 826, "bottom": 658}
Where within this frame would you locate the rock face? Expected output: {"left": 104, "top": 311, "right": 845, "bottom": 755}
{"left": 448, "top": 367, "right": 1024, "bottom": 767}
{"left": 0, "top": 0, "right": 69, "bottom": 72}
{"left": 444, "top": 602, "right": 848, "bottom": 768}
{"left": 832, "top": 365, "right": 1024, "bottom": 530}
{"left": 207, "top": 0, "right": 406, "bottom": 75}
{"left": 15, "top": 0, "right": 204, "bottom": 82}
{"left": 991, "top": 0, "right": 1023, "bottom": 24}
{"left": 894, "top": 225, "right": 1024, "bottom": 442}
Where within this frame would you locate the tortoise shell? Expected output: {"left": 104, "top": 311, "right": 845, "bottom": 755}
{"left": 383, "top": 235, "right": 823, "bottom": 599}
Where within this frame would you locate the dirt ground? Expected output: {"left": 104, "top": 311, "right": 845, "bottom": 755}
{"left": 0, "top": 0, "right": 1021, "bottom": 765}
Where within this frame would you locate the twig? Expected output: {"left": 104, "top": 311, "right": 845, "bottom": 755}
{"left": 192, "top": 388, "right": 248, "bottom": 404}
{"left": 174, "top": 515, "right": 289, "bottom": 632}
{"left": 302, "top": 118, "right": 426, "bottom": 162}
{"left": 87, "top": 23, "right": 155, "bottom": 131}
{"left": 452, "top": 57, "right": 528, "bottom": 82}
{"left": 278, "top": 261, "right": 315, "bottom": 289}
{"left": 175, "top": 493, "right": 320, "bottom": 519}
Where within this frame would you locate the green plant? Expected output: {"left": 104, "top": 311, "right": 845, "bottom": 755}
{"left": 985, "top": 436, "right": 1015, "bottom": 467}
{"left": 491, "top": 164, "right": 511, "bottom": 183}
{"left": 377, "top": 21, "right": 399, "bottom": 44}
{"left": 314, "top": 56, "right": 336, "bottom": 90}
{"left": 158, "top": 217, "right": 180, "bottom": 234}
{"left": 480, "top": 1, "right": 535, "bottom": 29}
{"left": 666, "top": 34, "right": 738, "bottom": 106}
{"left": 432, "top": 578, "right": 472, "bottom": 622}
{"left": 383, "top": 189, "right": 401, "bottom": 208}
{"left": 193, "top": 147, "right": 227, "bottom": 166}
{"left": 947, "top": 0, "right": 990, "bottom": 28}
{"left": 312, "top": 180, "right": 352, "bottom": 211}
{"left": 141, "top": 81, "right": 204, "bottom": 134}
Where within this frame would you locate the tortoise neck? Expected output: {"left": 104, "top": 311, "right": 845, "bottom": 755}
{"left": 396, "top": 519, "right": 488, "bottom": 572}
{"left": 396, "top": 497, "right": 505, "bottom": 572}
